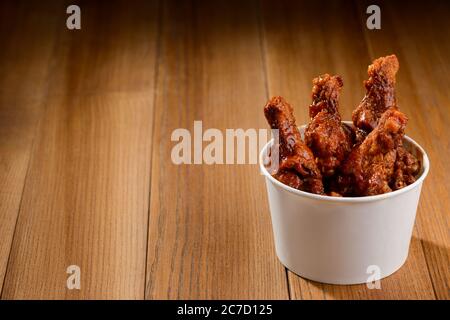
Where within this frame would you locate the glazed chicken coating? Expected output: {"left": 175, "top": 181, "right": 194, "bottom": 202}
{"left": 339, "top": 108, "right": 408, "bottom": 196}
{"left": 352, "top": 54, "right": 420, "bottom": 190}
{"left": 264, "top": 96, "right": 324, "bottom": 194}
{"left": 391, "top": 145, "right": 420, "bottom": 190}
{"left": 304, "top": 74, "right": 353, "bottom": 177}
{"left": 352, "top": 55, "right": 399, "bottom": 136}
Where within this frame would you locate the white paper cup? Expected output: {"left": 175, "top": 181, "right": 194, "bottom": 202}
{"left": 259, "top": 123, "right": 430, "bottom": 285}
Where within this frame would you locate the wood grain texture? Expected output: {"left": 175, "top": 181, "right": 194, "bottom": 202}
{"left": 260, "top": 0, "right": 438, "bottom": 299}
{"left": 1, "top": 0, "right": 159, "bottom": 299}
{"left": 145, "top": 0, "right": 288, "bottom": 299}
{"left": 0, "top": 0, "right": 63, "bottom": 294}
{"left": 0, "top": 0, "right": 448, "bottom": 300}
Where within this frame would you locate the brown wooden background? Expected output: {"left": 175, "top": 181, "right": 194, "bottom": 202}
{"left": 0, "top": 0, "right": 448, "bottom": 299}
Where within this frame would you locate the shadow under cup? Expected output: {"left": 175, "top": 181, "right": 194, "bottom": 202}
{"left": 259, "top": 123, "right": 430, "bottom": 285}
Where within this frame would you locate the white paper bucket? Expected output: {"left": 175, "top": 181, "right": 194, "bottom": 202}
{"left": 259, "top": 124, "right": 430, "bottom": 285}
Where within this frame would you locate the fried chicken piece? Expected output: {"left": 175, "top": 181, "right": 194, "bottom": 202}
{"left": 339, "top": 108, "right": 408, "bottom": 196}
{"left": 264, "top": 96, "right": 324, "bottom": 194}
{"left": 352, "top": 55, "right": 399, "bottom": 136}
{"left": 391, "top": 145, "right": 420, "bottom": 190}
{"left": 304, "top": 74, "right": 353, "bottom": 177}
{"left": 351, "top": 54, "right": 420, "bottom": 190}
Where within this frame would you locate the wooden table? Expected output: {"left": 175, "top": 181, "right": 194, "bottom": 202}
{"left": 0, "top": 0, "right": 448, "bottom": 300}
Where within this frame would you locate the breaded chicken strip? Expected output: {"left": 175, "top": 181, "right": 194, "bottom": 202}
{"left": 352, "top": 55, "right": 420, "bottom": 189}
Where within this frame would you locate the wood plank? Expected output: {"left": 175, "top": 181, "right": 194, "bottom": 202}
{"left": 260, "top": 0, "right": 436, "bottom": 299}
{"left": 145, "top": 0, "right": 289, "bottom": 299}
{"left": 356, "top": 0, "right": 450, "bottom": 300}
{"left": 46, "top": 0, "right": 160, "bottom": 96}
{"left": 1, "top": 0, "right": 159, "bottom": 299}
{"left": 0, "top": 0, "right": 63, "bottom": 294}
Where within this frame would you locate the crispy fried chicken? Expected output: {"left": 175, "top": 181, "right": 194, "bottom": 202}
{"left": 304, "top": 74, "right": 353, "bottom": 177}
{"left": 352, "top": 55, "right": 399, "bottom": 135}
{"left": 339, "top": 108, "right": 408, "bottom": 196}
{"left": 264, "top": 96, "right": 324, "bottom": 194}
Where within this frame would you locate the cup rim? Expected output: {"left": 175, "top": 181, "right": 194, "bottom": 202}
{"left": 259, "top": 122, "right": 430, "bottom": 203}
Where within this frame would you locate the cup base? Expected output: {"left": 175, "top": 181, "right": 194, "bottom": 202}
{"left": 277, "top": 252, "right": 409, "bottom": 285}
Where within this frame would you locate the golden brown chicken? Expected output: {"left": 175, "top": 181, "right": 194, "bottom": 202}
{"left": 263, "top": 55, "right": 420, "bottom": 197}
{"left": 352, "top": 54, "right": 420, "bottom": 190}
{"left": 391, "top": 145, "right": 420, "bottom": 190}
{"left": 338, "top": 108, "right": 408, "bottom": 196}
{"left": 304, "top": 74, "right": 353, "bottom": 177}
{"left": 264, "top": 96, "right": 324, "bottom": 194}
{"left": 352, "top": 55, "right": 399, "bottom": 136}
